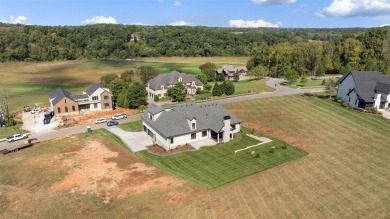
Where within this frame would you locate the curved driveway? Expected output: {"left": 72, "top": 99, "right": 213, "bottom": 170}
{"left": 0, "top": 78, "right": 323, "bottom": 151}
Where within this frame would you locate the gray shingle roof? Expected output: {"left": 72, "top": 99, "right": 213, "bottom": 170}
{"left": 71, "top": 94, "right": 89, "bottom": 100}
{"left": 147, "top": 71, "right": 203, "bottom": 90}
{"left": 142, "top": 102, "right": 240, "bottom": 138}
{"left": 216, "top": 65, "right": 248, "bottom": 76}
{"left": 49, "top": 88, "right": 72, "bottom": 105}
{"left": 85, "top": 83, "right": 104, "bottom": 96}
{"left": 340, "top": 71, "right": 390, "bottom": 103}
{"left": 374, "top": 82, "right": 390, "bottom": 94}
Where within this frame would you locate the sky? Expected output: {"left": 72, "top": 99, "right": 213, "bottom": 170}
{"left": 0, "top": 0, "right": 389, "bottom": 28}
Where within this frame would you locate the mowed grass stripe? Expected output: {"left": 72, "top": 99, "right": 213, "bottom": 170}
{"left": 220, "top": 95, "right": 389, "bottom": 218}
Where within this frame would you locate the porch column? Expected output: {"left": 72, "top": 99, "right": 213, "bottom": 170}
{"left": 217, "top": 133, "right": 219, "bottom": 143}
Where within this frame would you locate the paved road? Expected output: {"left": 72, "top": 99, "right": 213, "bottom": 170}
{"left": 0, "top": 78, "right": 323, "bottom": 151}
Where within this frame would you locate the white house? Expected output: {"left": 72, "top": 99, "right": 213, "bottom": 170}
{"left": 216, "top": 65, "right": 248, "bottom": 80}
{"left": 141, "top": 102, "right": 241, "bottom": 150}
{"left": 337, "top": 71, "right": 390, "bottom": 110}
{"left": 146, "top": 71, "right": 203, "bottom": 99}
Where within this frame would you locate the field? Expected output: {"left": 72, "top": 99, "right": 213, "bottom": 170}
{"left": 1, "top": 94, "right": 389, "bottom": 218}
{"left": 284, "top": 78, "right": 327, "bottom": 88}
{"left": 0, "top": 57, "right": 248, "bottom": 114}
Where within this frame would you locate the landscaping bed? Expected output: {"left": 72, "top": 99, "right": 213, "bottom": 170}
{"left": 147, "top": 144, "right": 195, "bottom": 156}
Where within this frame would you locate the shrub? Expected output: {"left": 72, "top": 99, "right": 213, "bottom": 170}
{"left": 281, "top": 145, "right": 287, "bottom": 150}
{"left": 321, "top": 79, "right": 326, "bottom": 85}
{"left": 340, "top": 102, "right": 349, "bottom": 107}
{"left": 365, "top": 107, "right": 382, "bottom": 115}
{"left": 138, "top": 105, "right": 147, "bottom": 112}
{"left": 269, "top": 148, "right": 275, "bottom": 154}
{"left": 303, "top": 92, "right": 316, "bottom": 97}
{"left": 154, "top": 95, "right": 160, "bottom": 102}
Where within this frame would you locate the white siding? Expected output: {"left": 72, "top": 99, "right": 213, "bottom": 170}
{"left": 169, "top": 130, "right": 209, "bottom": 149}
{"left": 337, "top": 74, "right": 358, "bottom": 108}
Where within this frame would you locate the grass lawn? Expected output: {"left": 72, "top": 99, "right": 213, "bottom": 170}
{"left": 137, "top": 128, "right": 306, "bottom": 189}
{"left": 0, "top": 125, "right": 26, "bottom": 139}
{"left": 284, "top": 78, "right": 327, "bottom": 88}
{"left": 194, "top": 79, "right": 274, "bottom": 100}
{"left": 117, "top": 120, "right": 143, "bottom": 132}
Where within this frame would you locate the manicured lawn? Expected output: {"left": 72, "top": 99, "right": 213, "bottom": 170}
{"left": 284, "top": 78, "right": 327, "bottom": 88}
{"left": 137, "top": 129, "right": 306, "bottom": 189}
{"left": 0, "top": 125, "right": 26, "bottom": 139}
{"left": 117, "top": 120, "right": 143, "bottom": 132}
{"left": 194, "top": 79, "right": 274, "bottom": 100}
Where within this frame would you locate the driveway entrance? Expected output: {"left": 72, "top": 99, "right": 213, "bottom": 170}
{"left": 105, "top": 126, "right": 152, "bottom": 152}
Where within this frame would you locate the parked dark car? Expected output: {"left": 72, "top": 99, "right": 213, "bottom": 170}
{"left": 107, "top": 120, "right": 119, "bottom": 126}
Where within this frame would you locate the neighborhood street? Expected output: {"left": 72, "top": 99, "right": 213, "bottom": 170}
{"left": 0, "top": 78, "right": 324, "bottom": 151}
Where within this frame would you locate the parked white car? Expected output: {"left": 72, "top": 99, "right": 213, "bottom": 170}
{"left": 7, "top": 134, "right": 28, "bottom": 143}
{"left": 95, "top": 118, "right": 107, "bottom": 124}
{"left": 112, "top": 114, "right": 127, "bottom": 120}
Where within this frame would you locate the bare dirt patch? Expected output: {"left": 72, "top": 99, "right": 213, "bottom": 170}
{"left": 50, "top": 136, "right": 183, "bottom": 195}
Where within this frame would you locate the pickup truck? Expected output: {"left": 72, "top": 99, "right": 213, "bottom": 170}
{"left": 7, "top": 134, "right": 28, "bottom": 143}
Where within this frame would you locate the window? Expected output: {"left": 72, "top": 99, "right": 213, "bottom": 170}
{"left": 72, "top": 106, "right": 76, "bottom": 111}
{"left": 150, "top": 114, "right": 153, "bottom": 120}
{"left": 202, "top": 131, "right": 207, "bottom": 137}
{"left": 92, "top": 96, "right": 98, "bottom": 101}
{"left": 65, "top": 106, "right": 68, "bottom": 113}
{"left": 64, "top": 99, "right": 67, "bottom": 103}
{"left": 104, "top": 103, "right": 110, "bottom": 108}
{"left": 178, "top": 77, "right": 182, "bottom": 82}
{"left": 57, "top": 107, "right": 61, "bottom": 113}
{"left": 231, "top": 124, "right": 236, "bottom": 130}
{"left": 191, "top": 133, "right": 196, "bottom": 139}
{"left": 94, "top": 103, "right": 98, "bottom": 109}
{"left": 161, "top": 85, "right": 164, "bottom": 90}
{"left": 104, "top": 95, "right": 109, "bottom": 100}
{"left": 170, "top": 138, "right": 174, "bottom": 144}
{"left": 348, "top": 97, "right": 351, "bottom": 102}
{"left": 355, "top": 99, "right": 357, "bottom": 105}
{"left": 192, "top": 123, "right": 196, "bottom": 130}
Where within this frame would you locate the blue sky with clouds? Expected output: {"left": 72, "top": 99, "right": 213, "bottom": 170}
{"left": 0, "top": 0, "right": 389, "bottom": 27}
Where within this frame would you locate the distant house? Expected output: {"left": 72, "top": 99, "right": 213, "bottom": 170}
{"left": 216, "top": 65, "right": 248, "bottom": 80}
{"left": 141, "top": 102, "right": 241, "bottom": 150}
{"left": 337, "top": 71, "right": 390, "bottom": 110}
{"left": 146, "top": 71, "right": 203, "bottom": 99}
{"left": 49, "top": 84, "right": 113, "bottom": 115}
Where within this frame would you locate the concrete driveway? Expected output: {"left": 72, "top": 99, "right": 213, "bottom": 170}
{"left": 105, "top": 126, "right": 152, "bottom": 152}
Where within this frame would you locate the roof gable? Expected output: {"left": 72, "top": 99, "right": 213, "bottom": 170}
{"left": 49, "top": 88, "right": 72, "bottom": 105}
{"left": 85, "top": 83, "right": 104, "bottom": 96}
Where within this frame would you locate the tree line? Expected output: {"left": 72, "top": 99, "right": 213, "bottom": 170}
{"left": 0, "top": 22, "right": 374, "bottom": 62}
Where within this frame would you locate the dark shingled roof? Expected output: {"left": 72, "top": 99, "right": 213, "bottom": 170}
{"left": 340, "top": 71, "right": 390, "bottom": 102}
{"left": 374, "top": 82, "right": 390, "bottom": 94}
{"left": 85, "top": 83, "right": 104, "bottom": 96}
{"left": 147, "top": 71, "right": 203, "bottom": 90}
{"left": 71, "top": 94, "right": 89, "bottom": 100}
{"left": 49, "top": 88, "right": 72, "bottom": 105}
{"left": 142, "top": 102, "right": 240, "bottom": 138}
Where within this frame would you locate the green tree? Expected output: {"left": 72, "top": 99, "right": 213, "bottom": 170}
{"left": 217, "top": 74, "right": 225, "bottom": 82}
{"left": 212, "top": 82, "right": 223, "bottom": 96}
{"left": 285, "top": 69, "right": 299, "bottom": 85}
{"left": 196, "top": 74, "right": 208, "bottom": 85}
{"left": 250, "top": 65, "right": 269, "bottom": 80}
{"left": 300, "top": 74, "right": 309, "bottom": 86}
{"left": 325, "top": 79, "right": 337, "bottom": 100}
{"left": 138, "top": 66, "right": 159, "bottom": 85}
{"left": 120, "top": 70, "right": 135, "bottom": 82}
{"left": 204, "top": 84, "right": 212, "bottom": 92}
{"left": 199, "top": 62, "right": 216, "bottom": 82}
{"left": 224, "top": 80, "right": 235, "bottom": 95}
{"left": 167, "top": 82, "right": 186, "bottom": 102}
{"left": 101, "top": 73, "right": 119, "bottom": 87}
{"left": 109, "top": 78, "right": 127, "bottom": 97}
{"left": 116, "top": 90, "right": 129, "bottom": 108}
{"left": 316, "top": 64, "right": 325, "bottom": 79}
{"left": 128, "top": 81, "right": 147, "bottom": 109}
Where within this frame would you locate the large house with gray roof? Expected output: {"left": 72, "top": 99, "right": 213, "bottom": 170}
{"left": 49, "top": 84, "right": 113, "bottom": 114}
{"left": 337, "top": 71, "right": 390, "bottom": 110}
{"left": 216, "top": 65, "right": 248, "bottom": 80}
{"left": 141, "top": 102, "right": 241, "bottom": 150}
{"left": 146, "top": 71, "right": 203, "bottom": 99}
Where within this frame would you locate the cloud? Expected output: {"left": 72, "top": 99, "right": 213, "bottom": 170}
{"left": 169, "top": 20, "right": 189, "bottom": 26}
{"left": 252, "top": 0, "right": 296, "bottom": 5}
{"left": 292, "top": 5, "right": 306, "bottom": 14}
{"left": 0, "top": 16, "right": 28, "bottom": 24}
{"left": 317, "top": 0, "right": 390, "bottom": 17}
{"left": 229, "top": 19, "right": 281, "bottom": 28}
{"left": 173, "top": 1, "right": 182, "bottom": 6}
{"left": 130, "top": 22, "right": 143, "bottom": 25}
{"left": 81, "top": 16, "right": 117, "bottom": 24}
{"left": 380, "top": 23, "right": 390, "bottom": 26}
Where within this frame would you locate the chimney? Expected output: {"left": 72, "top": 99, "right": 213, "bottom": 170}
{"left": 223, "top": 115, "right": 231, "bottom": 143}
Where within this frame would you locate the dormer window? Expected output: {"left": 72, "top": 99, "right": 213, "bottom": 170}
{"left": 161, "top": 85, "right": 164, "bottom": 90}
{"left": 192, "top": 81, "right": 195, "bottom": 86}
{"left": 192, "top": 122, "right": 196, "bottom": 130}
{"left": 178, "top": 77, "right": 182, "bottom": 82}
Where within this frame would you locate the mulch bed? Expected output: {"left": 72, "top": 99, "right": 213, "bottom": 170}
{"left": 147, "top": 144, "right": 195, "bottom": 156}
